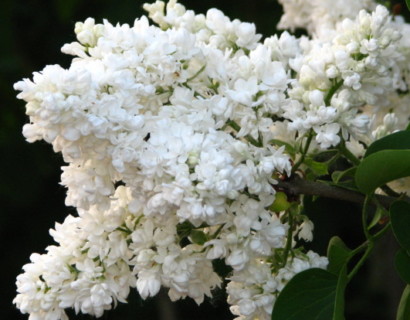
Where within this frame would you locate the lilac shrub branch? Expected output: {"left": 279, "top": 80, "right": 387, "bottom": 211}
{"left": 276, "top": 175, "right": 409, "bottom": 209}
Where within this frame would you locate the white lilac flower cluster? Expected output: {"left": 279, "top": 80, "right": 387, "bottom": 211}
{"left": 13, "top": 0, "right": 410, "bottom": 319}
{"left": 277, "top": 0, "right": 410, "bottom": 150}
{"left": 277, "top": 0, "right": 376, "bottom": 37}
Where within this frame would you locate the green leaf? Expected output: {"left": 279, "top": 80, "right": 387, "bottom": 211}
{"left": 367, "top": 206, "right": 387, "bottom": 230}
{"left": 190, "top": 229, "right": 207, "bottom": 245}
{"left": 355, "top": 150, "right": 410, "bottom": 194}
{"left": 397, "top": 285, "right": 410, "bottom": 320}
{"left": 395, "top": 249, "right": 410, "bottom": 284}
{"left": 331, "top": 167, "right": 356, "bottom": 184}
{"left": 391, "top": 201, "right": 410, "bottom": 251}
{"left": 406, "top": 0, "right": 410, "bottom": 13}
{"left": 271, "top": 268, "right": 342, "bottom": 320}
{"left": 334, "top": 265, "right": 348, "bottom": 320}
{"left": 365, "top": 131, "right": 410, "bottom": 158}
{"left": 270, "top": 192, "right": 291, "bottom": 212}
{"left": 327, "top": 237, "right": 352, "bottom": 276}
{"left": 305, "top": 157, "right": 329, "bottom": 177}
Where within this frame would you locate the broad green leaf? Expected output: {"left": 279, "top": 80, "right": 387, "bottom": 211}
{"left": 365, "top": 131, "right": 410, "bottom": 158}
{"left": 334, "top": 265, "right": 348, "bottom": 320}
{"left": 327, "top": 236, "right": 352, "bottom": 276}
{"left": 406, "top": 0, "right": 410, "bottom": 13}
{"left": 397, "top": 285, "right": 410, "bottom": 320}
{"left": 391, "top": 201, "right": 410, "bottom": 251}
{"left": 395, "top": 249, "right": 410, "bottom": 284}
{"left": 271, "top": 268, "right": 340, "bottom": 320}
{"left": 355, "top": 150, "right": 410, "bottom": 194}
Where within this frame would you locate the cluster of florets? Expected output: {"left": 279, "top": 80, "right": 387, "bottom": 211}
{"left": 13, "top": 0, "right": 410, "bottom": 319}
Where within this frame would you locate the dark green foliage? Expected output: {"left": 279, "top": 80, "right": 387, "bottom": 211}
{"left": 271, "top": 268, "right": 346, "bottom": 320}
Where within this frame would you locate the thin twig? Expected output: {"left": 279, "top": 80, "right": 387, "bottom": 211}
{"left": 291, "top": 129, "right": 314, "bottom": 174}
{"left": 275, "top": 175, "right": 409, "bottom": 209}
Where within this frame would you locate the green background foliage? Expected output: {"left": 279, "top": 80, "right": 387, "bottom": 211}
{"left": 0, "top": 0, "right": 407, "bottom": 319}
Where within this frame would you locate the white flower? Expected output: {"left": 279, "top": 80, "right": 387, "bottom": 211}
{"left": 314, "top": 123, "right": 340, "bottom": 148}
{"left": 227, "top": 77, "right": 259, "bottom": 106}
{"left": 298, "top": 220, "right": 314, "bottom": 242}
{"left": 204, "top": 239, "right": 228, "bottom": 259}
{"left": 226, "top": 249, "right": 249, "bottom": 271}
{"left": 309, "top": 90, "right": 324, "bottom": 106}
{"left": 136, "top": 269, "right": 161, "bottom": 299}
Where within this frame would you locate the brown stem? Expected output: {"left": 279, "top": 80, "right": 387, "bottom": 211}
{"left": 275, "top": 175, "right": 408, "bottom": 209}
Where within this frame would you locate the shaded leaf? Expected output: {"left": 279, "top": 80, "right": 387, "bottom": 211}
{"left": 368, "top": 206, "right": 386, "bottom": 230}
{"left": 355, "top": 150, "right": 410, "bottom": 194}
{"left": 334, "top": 265, "right": 347, "bottom": 320}
{"left": 327, "top": 236, "right": 352, "bottom": 276}
{"left": 331, "top": 167, "right": 356, "bottom": 185}
{"left": 365, "top": 131, "right": 410, "bottom": 158}
{"left": 397, "top": 285, "right": 410, "bottom": 320}
{"left": 391, "top": 201, "right": 410, "bottom": 251}
{"left": 395, "top": 249, "right": 410, "bottom": 284}
{"left": 271, "top": 268, "right": 340, "bottom": 320}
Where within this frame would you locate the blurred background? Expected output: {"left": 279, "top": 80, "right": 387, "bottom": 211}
{"left": 0, "top": 0, "right": 407, "bottom": 319}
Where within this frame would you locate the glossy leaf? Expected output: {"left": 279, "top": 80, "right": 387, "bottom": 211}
{"left": 327, "top": 236, "right": 352, "bottom": 276}
{"left": 391, "top": 201, "right": 410, "bottom": 251}
{"left": 406, "top": 0, "right": 410, "bottom": 13}
{"left": 365, "top": 131, "right": 410, "bottom": 158}
{"left": 271, "top": 268, "right": 344, "bottom": 320}
{"left": 397, "top": 285, "right": 410, "bottom": 320}
{"left": 395, "top": 249, "right": 410, "bottom": 284}
{"left": 355, "top": 150, "right": 410, "bottom": 194}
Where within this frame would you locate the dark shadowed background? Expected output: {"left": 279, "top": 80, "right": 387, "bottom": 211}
{"left": 0, "top": 0, "right": 407, "bottom": 319}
